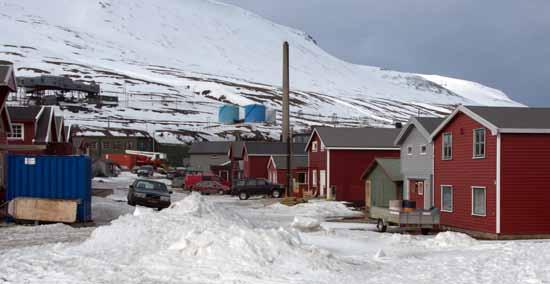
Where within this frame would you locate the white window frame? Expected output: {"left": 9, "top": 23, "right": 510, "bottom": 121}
{"left": 312, "top": 141, "right": 318, "bottom": 152}
{"left": 441, "top": 185, "right": 453, "bottom": 212}
{"left": 473, "top": 128, "right": 486, "bottom": 159}
{"left": 471, "top": 186, "right": 487, "bottom": 217}
{"left": 407, "top": 145, "right": 413, "bottom": 156}
{"left": 420, "top": 144, "right": 427, "bottom": 155}
{"left": 7, "top": 123, "right": 24, "bottom": 140}
{"left": 442, "top": 133, "right": 453, "bottom": 160}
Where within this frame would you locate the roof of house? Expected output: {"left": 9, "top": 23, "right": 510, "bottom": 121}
{"left": 361, "top": 158, "right": 403, "bottom": 181}
{"left": 7, "top": 106, "right": 43, "bottom": 122}
{"left": 244, "top": 141, "right": 307, "bottom": 156}
{"left": 35, "top": 106, "right": 53, "bottom": 143}
{"left": 189, "top": 141, "right": 231, "bottom": 155}
{"left": 55, "top": 116, "right": 64, "bottom": 142}
{"left": 307, "top": 127, "right": 401, "bottom": 150}
{"left": 430, "top": 105, "right": 550, "bottom": 138}
{"left": 269, "top": 155, "right": 308, "bottom": 169}
{"left": 394, "top": 117, "right": 445, "bottom": 145}
{"left": 0, "top": 64, "right": 17, "bottom": 91}
{"left": 229, "top": 141, "right": 245, "bottom": 159}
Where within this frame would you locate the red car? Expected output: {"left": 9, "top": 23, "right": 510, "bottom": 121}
{"left": 193, "top": 181, "right": 230, "bottom": 195}
{"left": 184, "top": 174, "right": 229, "bottom": 191}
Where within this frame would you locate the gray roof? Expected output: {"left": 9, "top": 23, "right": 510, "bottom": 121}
{"left": 189, "top": 141, "right": 231, "bottom": 155}
{"left": 0, "top": 64, "right": 17, "bottom": 91}
{"left": 230, "top": 141, "right": 245, "bottom": 159}
{"left": 466, "top": 106, "right": 550, "bottom": 129}
{"left": 362, "top": 158, "right": 403, "bottom": 182}
{"left": 35, "top": 107, "right": 52, "bottom": 143}
{"left": 270, "top": 155, "right": 308, "bottom": 169}
{"left": 7, "top": 106, "right": 43, "bottom": 121}
{"left": 416, "top": 117, "right": 445, "bottom": 134}
{"left": 313, "top": 127, "right": 401, "bottom": 149}
{"left": 395, "top": 116, "right": 445, "bottom": 145}
{"left": 245, "top": 141, "right": 307, "bottom": 156}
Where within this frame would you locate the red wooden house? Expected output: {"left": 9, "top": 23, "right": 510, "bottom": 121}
{"left": 267, "top": 155, "right": 308, "bottom": 193}
{"left": 431, "top": 105, "right": 550, "bottom": 239}
{"left": 6, "top": 106, "right": 70, "bottom": 155}
{"left": 0, "top": 63, "right": 16, "bottom": 200}
{"left": 242, "top": 141, "right": 306, "bottom": 179}
{"left": 305, "top": 127, "right": 401, "bottom": 205}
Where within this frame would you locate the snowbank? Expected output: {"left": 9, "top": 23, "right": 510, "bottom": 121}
{"left": 291, "top": 217, "right": 322, "bottom": 232}
{"left": 426, "top": 231, "right": 478, "bottom": 248}
{"left": 0, "top": 193, "right": 344, "bottom": 283}
{"left": 269, "top": 200, "right": 364, "bottom": 219}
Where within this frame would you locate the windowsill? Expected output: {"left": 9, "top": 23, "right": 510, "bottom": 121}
{"left": 471, "top": 213, "right": 486, "bottom": 217}
{"left": 7, "top": 138, "right": 24, "bottom": 140}
{"left": 472, "top": 156, "right": 486, "bottom": 160}
{"left": 442, "top": 158, "right": 453, "bottom": 161}
{"left": 441, "top": 209, "right": 453, "bottom": 213}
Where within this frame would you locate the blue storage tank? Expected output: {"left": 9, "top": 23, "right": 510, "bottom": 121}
{"left": 218, "top": 104, "right": 239, "bottom": 124}
{"left": 244, "top": 104, "right": 266, "bottom": 123}
{"left": 6, "top": 155, "right": 92, "bottom": 222}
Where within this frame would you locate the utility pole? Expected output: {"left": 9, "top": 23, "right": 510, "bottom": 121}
{"left": 283, "top": 42, "right": 292, "bottom": 198}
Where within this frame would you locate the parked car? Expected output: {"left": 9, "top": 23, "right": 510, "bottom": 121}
{"left": 184, "top": 174, "right": 229, "bottom": 191}
{"left": 231, "top": 178, "right": 284, "bottom": 200}
{"left": 193, "top": 180, "right": 230, "bottom": 195}
{"left": 137, "top": 165, "right": 154, "bottom": 177}
{"left": 127, "top": 179, "right": 172, "bottom": 210}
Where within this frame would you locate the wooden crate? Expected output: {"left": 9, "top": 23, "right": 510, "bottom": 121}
{"left": 8, "top": 197, "right": 78, "bottom": 223}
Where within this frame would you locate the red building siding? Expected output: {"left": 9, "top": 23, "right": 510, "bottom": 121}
{"left": 8, "top": 122, "right": 35, "bottom": 145}
{"left": 307, "top": 133, "right": 327, "bottom": 194}
{"left": 500, "top": 134, "right": 550, "bottom": 235}
{"left": 434, "top": 112, "right": 497, "bottom": 234}
{"left": 330, "top": 149, "right": 399, "bottom": 205}
{"left": 243, "top": 155, "right": 270, "bottom": 179}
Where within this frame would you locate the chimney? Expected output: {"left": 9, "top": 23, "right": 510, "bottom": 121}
{"left": 395, "top": 122, "right": 403, "bottom": 129}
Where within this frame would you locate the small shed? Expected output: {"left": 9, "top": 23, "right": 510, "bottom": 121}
{"left": 361, "top": 158, "right": 403, "bottom": 212}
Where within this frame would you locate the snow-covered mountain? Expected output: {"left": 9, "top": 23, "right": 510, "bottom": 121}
{"left": 0, "top": 0, "right": 521, "bottom": 143}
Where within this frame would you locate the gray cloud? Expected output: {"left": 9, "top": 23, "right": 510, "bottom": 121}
{"left": 221, "top": 0, "right": 550, "bottom": 106}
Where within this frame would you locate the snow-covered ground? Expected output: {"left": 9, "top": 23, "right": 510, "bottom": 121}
{"left": 1, "top": 187, "right": 550, "bottom": 283}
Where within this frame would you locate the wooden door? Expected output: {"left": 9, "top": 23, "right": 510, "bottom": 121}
{"left": 365, "top": 180, "right": 371, "bottom": 212}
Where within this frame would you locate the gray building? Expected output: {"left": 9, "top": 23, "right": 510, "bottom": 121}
{"left": 188, "top": 141, "right": 232, "bottom": 172}
{"left": 70, "top": 125, "right": 155, "bottom": 159}
{"left": 394, "top": 117, "right": 444, "bottom": 209}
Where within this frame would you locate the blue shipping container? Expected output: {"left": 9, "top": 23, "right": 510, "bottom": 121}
{"left": 244, "top": 104, "right": 266, "bottom": 123}
{"left": 6, "top": 155, "right": 92, "bottom": 222}
{"left": 218, "top": 104, "right": 239, "bottom": 124}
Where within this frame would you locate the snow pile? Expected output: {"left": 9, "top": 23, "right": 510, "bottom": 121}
{"left": 269, "top": 200, "right": 364, "bottom": 219}
{"left": 426, "top": 231, "right": 478, "bottom": 248}
{"left": 0, "top": 193, "right": 344, "bottom": 283}
{"left": 291, "top": 216, "right": 322, "bottom": 232}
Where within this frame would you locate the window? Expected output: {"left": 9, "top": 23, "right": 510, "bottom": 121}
{"left": 113, "top": 141, "right": 124, "bottom": 150}
{"left": 442, "top": 133, "right": 452, "bottom": 160}
{"left": 102, "top": 141, "right": 111, "bottom": 149}
{"left": 89, "top": 141, "right": 98, "bottom": 150}
{"left": 473, "top": 128, "right": 486, "bottom": 158}
{"left": 472, "top": 187, "right": 486, "bottom": 216}
{"left": 420, "top": 145, "right": 427, "bottom": 155}
{"left": 297, "top": 172, "right": 306, "bottom": 184}
{"left": 407, "top": 145, "right": 413, "bottom": 156}
{"left": 312, "top": 141, "right": 318, "bottom": 152}
{"left": 126, "top": 141, "right": 134, "bottom": 149}
{"left": 441, "top": 185, "right": 453, "bottom": 212}
{"left": 8, "top": 123, "right": 24, "bottom": 140}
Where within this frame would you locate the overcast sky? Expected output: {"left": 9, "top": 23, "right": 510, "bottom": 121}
{"left": 221, "top": 0, "right": 550, "bottom": 106}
